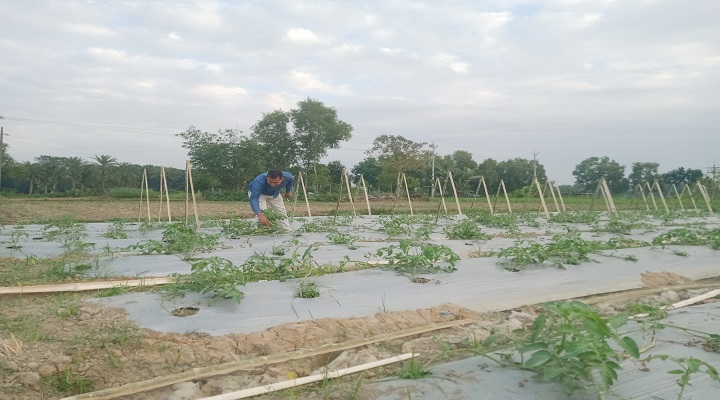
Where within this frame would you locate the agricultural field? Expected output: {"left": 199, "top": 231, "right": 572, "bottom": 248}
{"left": 1, "top": 197, "right": 720, "bottom": 400}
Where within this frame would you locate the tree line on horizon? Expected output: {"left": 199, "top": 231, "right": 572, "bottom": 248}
{"left": 0, "top": 98, "right": 711, "bottom": 197}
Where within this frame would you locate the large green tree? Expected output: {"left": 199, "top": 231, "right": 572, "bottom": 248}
{"left": 290, "top": 98, "right": 353, "bottom": 172}
{"left": 351, "top": 157, "right": 382, "bottom": 191}
{"left": 661, "top": 167, "right": 704, "bottom": 186}
{"left": 496, "top": 158, "right": 546, "bottom": 193}
{"left": 250, "top": 109, "right": 296, "bottom": 170}
{"left": 93, "top": 154, "right": 119, "bottom": 193}
{"left": 572, "top": 156, "right": 629, "bottom": 194}
{"left": 366, "top": 135, "right": 429, "bottom": 192}
{"left": 628, "top": 162, "right": 660, "bottom": 187}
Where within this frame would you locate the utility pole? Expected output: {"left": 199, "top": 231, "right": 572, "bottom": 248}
{"left": 708, "top": 163, "right": 719, "bottom": 197}
{"left": 532, "top": 149, "right": 539, "bottom": 179}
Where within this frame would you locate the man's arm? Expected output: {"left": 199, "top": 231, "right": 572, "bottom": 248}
{"left": 247, "top": 179, "right": 263, "bottom": 215}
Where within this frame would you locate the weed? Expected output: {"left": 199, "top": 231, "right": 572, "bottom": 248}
{"left": 296, "top": 281, "right": 321, "bottom": 298}
{"left": 96, "top": 285, "right": 134, "bottom": 298}
{"left": 397, "top": 356, "right": 431, "bottom": 379}
{"left": 43, "top": 369, "right": 93, "bottom": 395}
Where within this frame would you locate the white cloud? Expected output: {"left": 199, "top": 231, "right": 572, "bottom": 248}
{"left": 285, "top": 28, "right": 328, "bottom": 44}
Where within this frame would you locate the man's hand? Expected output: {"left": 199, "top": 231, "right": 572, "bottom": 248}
{"left": 257, "top": 213, "right": 271, "bottom": 227}
{"left": 284, "top": 192, "right": 292, "bottom": 200}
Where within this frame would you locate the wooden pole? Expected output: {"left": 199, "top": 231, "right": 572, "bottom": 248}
{"left": 360, "top": 174, "right": 372, "bottom": 216}
{"left": 391, "top": 171, "right": 401, "bottom": 215}
{"left": 680, "top": 183, "right": 698, "bottom": 211}
{"left": 198, "top": 353, "right": 416, "bottom": 400}
{"left": 653, "top": 180, "right": 669, "bottom": 213}
{"left": 139, "top": 169, "right": 150, "bottom": 222}
{"left": 555, "top": 182, "right": 566, "bottom": 212}
{"left": 500, "top": 180, "right": 512, "bottom": 213}
{"left": 1, "top": 277, "right": 175, "bottom": 295}
{"left": 697, "top": 181, "right": 713, "bottom": 212}
{"left": 671, "top": 184, "right": 684, "bottom": 212}
{"left": 533, "top": 176, "right": 549, "bottom": 218}
{"left": 59, "top": 320, "right": 470, "bottom": 400}
{"left": 636, "top": 184, "right": 650, "bottom": 211}
{"left": 299, "top": 172, "right": 313, "bottom": 220}
{"left": 342, "top": 168, "right": 356, "bottom": 217}
{"left": 436, "top": 177, "right": 447, "bottom": 213}
{"left": 447, "top": 171, "right": 462, "bottom": 216}
{"left": 546, "top": 179, "right": 560, "bottom": 212}
{"left": 600, "top": 177, "right": 617, "bottom": 215}
{"left": 187, "top": 161, "right": 200, "bottom": 229}
{"left": 402, "top": 172, "right": 414, "bottom": 216}
{"left": 645, "top": 181, "right": 658, "bottom": 211}
{"left": 184, "top": 162, "right": 190, "bottom": 226}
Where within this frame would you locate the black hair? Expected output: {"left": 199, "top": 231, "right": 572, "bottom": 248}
{"left": 267, "top": 170, "right": 283, "bottom": 179}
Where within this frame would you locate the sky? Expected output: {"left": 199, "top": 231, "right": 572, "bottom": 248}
{"left": 1, "top": 0, "right": 719, "bottom": 185}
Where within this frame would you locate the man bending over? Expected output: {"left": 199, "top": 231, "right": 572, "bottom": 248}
{"left": 247, "top": 169, "right": 294, "bottom": 232}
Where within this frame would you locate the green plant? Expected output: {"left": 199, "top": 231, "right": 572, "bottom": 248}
{"left": 397, "top": 356, "right": 431, "bottom": 379}
{"left": 497, "top": 232, "right": 603, "bottom": 271}
{"left": 650, "top": 355, "right": 720, "bottom": 399}
{"left": 326, "top": 231, "right": 359, "bottom": 249}
{"left": 166, "top": 256, "right": 246, "bottom": 304}
{"left": 296, "top": 281, "right": 320, "bottom": 298}
{"left": 443, "top": 220, "right": 491, "bottom": 240}
{"left": 161, "top": 223, "right": 223, "bottom": 258}
{"left": 513, "top": 301, "right": 640, "bottom": 397}
{"left": 96, "top": 285, "right": 134, "bottom": 298}
{"left": 102, "top": 220, "right": 130, "bottom": 239}
{"left": 43, "top": 369, "right": 93, "bottom": 395}
{"left": 375, "top": 240, "right": 459, "bottom": 276}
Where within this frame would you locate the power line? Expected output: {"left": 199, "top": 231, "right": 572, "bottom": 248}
{"left": 1, "top": 116, "right": 181, "bottom": 136}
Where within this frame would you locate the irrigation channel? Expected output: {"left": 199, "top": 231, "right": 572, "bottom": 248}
{"left": 1, "top": 210, "right": 720, "bottom": 399}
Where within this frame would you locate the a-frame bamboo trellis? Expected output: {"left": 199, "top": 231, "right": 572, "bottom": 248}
{"left": 469, "top": 176, "right": 494, "bottom": 213}
{"left": 589, "top": 177, "right": 617, "bottom": 215}
{"left": 291, "top": 171, "right": 313, "bottom": 221}
{"left": 184, "top": 160, "right": 200, "bottom": 229}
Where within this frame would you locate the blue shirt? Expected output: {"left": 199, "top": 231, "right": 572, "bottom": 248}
{"left": 247, "top": 172, "right": 295, "bottom": 215}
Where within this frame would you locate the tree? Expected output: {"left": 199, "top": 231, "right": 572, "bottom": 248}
{"left": 437, "top": 151, "right": 478, "bottom": 194}
{"left": 63, "top": 157, "right": 89, "bottom": 190}
{"left": 93, "top": 154, "right": 119, "bottom": 193}
{"left": 661, "top": 167, "right": 704, "bottom": 186}
{"left": 628, "top": 162, "right": 659, "bottom": 187}
{"left": 366, "top": 135, "right": 429, "bottom": 191}
{"left": 351, "top": 157, "right": 382, "bottom": 191}
{"left": 250, "top": 110, "right": 296, "bottom": 170}
{"left": 177, "top": 126, "right": 263, "bottom": 190}
{"left": 35, "top": 156, "right": 67, "bottom": 193}
{"left": 290, "top": 98, "right": 353, "bottom": 172}
{"left": 496, "top": 158, "right": 546, "bottom": 193}
{"left": 20, "top": 161, "right": 40, "bottom": 194}
{"left": 326, "top": 160, "right": 345, "bottom": 192}
{"left": 572, "top": 156, "right": 629, "bottom": 194}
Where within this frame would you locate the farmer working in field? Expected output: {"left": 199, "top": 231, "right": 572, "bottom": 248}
{"left": 247, "top": 169, "right": 294, "bottom": 232}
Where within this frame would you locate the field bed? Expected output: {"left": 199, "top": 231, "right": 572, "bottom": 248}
{"left": 1, "top": 207, "right": 720, "bottom": 399}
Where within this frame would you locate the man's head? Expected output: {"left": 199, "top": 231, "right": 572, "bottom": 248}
{"left": 266, "top": 170, "right": 284, "bottom": 187}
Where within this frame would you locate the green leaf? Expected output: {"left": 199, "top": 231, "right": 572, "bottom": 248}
{"left": 618, "top": 336, "right": 640, "bottom": 358}
{"left": 525, "top": 350, "right": 553, "bottom": 368}
{"left": 607, "top": 313, "right": 629, "bottom": 329}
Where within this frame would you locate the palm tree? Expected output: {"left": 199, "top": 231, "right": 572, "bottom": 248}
{"left": 20, "top": 161, "right": 40, "bottom": 194}
{"left": 93, "top": 154, "right": 119, "bottom": 193}
{"left": 63, "top": 157, "right": 88, "bottom": 190}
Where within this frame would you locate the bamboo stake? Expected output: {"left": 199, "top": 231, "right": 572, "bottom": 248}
{"left": 436, "top": 177, "right": 447, "bottom": 213}
{"left": 184, "top": 163, "right": 189, "bottom": 225}
{"left": 447, "top": 171, "right": 462, "bottom": 216}
{"left": 696, "top": 181, "right": 713, "bottom": 212}
{"left": 555, "top": 182, "right": 566, "bottom": 212}
{"left": 681, "top": 183, "right": 699, "bottom": 211}
{"left": 342, "top": 168, "right": 357, "bottom": 217}
{"left": 652, "top": 180, "right": 669, "bottom": 213}
{"left": 637, "top": 184, "right": 650, "bottom": 211}
{"left": 402, "top": 172, "right": 414, "bottom": 216}
{"left": 295, "top": 172, "right": 312, "bottom": 220}
{"left": 469, "top": 176, "right": 482, "bottom": 210}
{"left": 671, "top": 184, "right": 684, "bottom": 212}
{"left": 645, "top": 182, "right": 658, "bottom": 211}
{"left": 158, "top": 166, "right": 172, "bottom": 222}
{"left": 600, "top": 177, "right": 617, "bottom": 215}
{"left": 481, "top": 176, "right": 493, "bottom": 213}
{"left": 391, "top": 171, "right": 401, "bottom": 215}
{"left": 138, "top": 169, "right": 151, "bottom": 222}
{"left": 533, "top": 176, "right": 549, "bottom": 218}
{"left": 60, "top": 320, "right": 469, "bottom": 400}
{"left": 0, "top": 277, "right": 175, "bottom": 295}
{"left": 199, "top": 353, "right": 416, "bottom": 400}
{"left": 359, "top": 174, "right": 371, "bottom": 216}
{"left": 546, "top": 179, "right": 560, "bottom": 212}
{"left": 497, "top": 180, "right": 512, "bottom": 213}
{"left": 187, "top": 161, "right": 200, "bottom": 229}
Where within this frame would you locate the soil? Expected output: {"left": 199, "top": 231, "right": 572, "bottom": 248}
{"left": 2, "top": 273, "right": 718, "bottom": 400}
